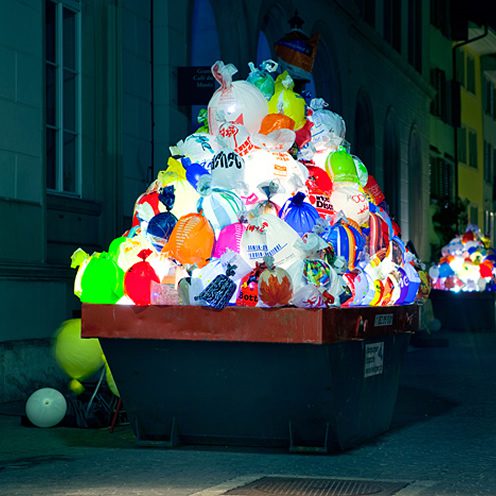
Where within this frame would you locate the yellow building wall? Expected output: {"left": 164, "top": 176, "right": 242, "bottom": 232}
{"left": 458, "top": 47, "right": 484, "bottom": 226}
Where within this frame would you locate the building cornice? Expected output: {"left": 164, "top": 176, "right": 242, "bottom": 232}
{"left": 0, "top": 262, "right": 73, "bottom": 281}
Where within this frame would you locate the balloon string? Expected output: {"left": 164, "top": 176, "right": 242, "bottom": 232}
{"left": 85, "top": 365, "right": 106, "bottom": 417}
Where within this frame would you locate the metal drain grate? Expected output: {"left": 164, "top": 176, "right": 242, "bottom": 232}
{"left": 223, "top": 477, "right": 408, "bottom": 496}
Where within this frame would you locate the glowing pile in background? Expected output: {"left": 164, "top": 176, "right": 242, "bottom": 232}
{"left": 71, "top": 60, "right": 430, "bottom": 310}
{"left": 429, "top": 225, "right": 496, "bottom": 293}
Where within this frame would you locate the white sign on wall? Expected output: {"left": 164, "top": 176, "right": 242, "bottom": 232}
{"left": 364, "top": 342, "right": 384, "bottom": 378}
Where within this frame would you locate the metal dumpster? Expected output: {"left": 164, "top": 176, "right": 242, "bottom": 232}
{"left": 82, "top": 304, "right": 418, "bottom": 453}
{"left": 430, "top": 289, "right": 496, "bottom": 332}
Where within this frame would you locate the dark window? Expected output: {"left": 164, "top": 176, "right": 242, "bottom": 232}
{"left": 430, "top": 68, "right": 447, "bottom": 121}
{"left": 408, "top": 0, "right": 422, "bottom": 73}
{"left": 430, "top": 155, "right": 455, "bottom": 201}
{"left": 483, "top": 77, "right": 490, "bottom": 114}
{"left": 468, "top": 129, "right": 478, "bottom": 168}
{"left": 493, "top": 148, "right": 496, "bottom": 200}
{"left": 484, "top": 142, "right": 493, "bottom": 183}
{"left": 469, "top": 205, "right": 479, "bottom": 225}
{"left": 493, "top": 87, "right": 496, "bottom": 119}
{"left": 455, "top": 49, "right": 465, "bottom": 86}
{"left": 430, "top": 0, "right": 451, "bottom": 37}
{"left": 384, "top": 0, "right": 401, "bottom": 52}
{"left": 466, "top": 54, "right": 475, "bottom": 94}
{"left": 458, "top": 127, "right": 467, "bottom": 164}
{"left": 44, "top": 0, "right": 81, "bottom": 195}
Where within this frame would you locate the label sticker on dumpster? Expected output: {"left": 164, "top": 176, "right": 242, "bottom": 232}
{"left": 374, "top": 313, "right": 393, "bottom": 327}
{"left": 364, "top": 342, "right": 384, "bottom": 378}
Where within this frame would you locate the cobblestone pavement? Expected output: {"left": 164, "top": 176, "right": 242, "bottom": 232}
{"left": 0, "top": 330, "right": 495, "bottom": 496}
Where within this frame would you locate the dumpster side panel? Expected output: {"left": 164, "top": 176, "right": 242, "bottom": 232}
{"left": 328, "top": 334, "right": 411, "bottom": 450}
{"left": 100, "top": 333, "right": 411, "bottom": 452}
{"left": 101, "top": 339, "right": 336, "bottom": 448}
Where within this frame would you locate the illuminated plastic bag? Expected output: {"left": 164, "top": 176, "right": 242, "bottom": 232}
{"left": 353, "top": 155, "right": 368, "bottom": 188}
{"left": 114, "top": 234, "right": 156, "bottom": 273}
{"left": 163, "top": 212, "right": 215, "bottom": 268}
{"left": 329, "top": 183, "right": 369, "bottom": 227}
{"left": 189, "top": 251, "right": 250, "bottom": 305}
{"left": 322, "top": 220, "right": 366, "bottom": 271}
{"left": 150, "top": 279, "right": 180, "bottom": 306}
{"left": 208, "top": 61, "right": 268, "bottom": 135}
{"left": 305, "top": 166, "right": 335, "bottom": 219}
{"left": 157, "top": 157, "right": 200, "bottom": 218}
{"left": 365, "top": 205, "right": 391, "bottom": 256}
{"left": 236, "top": 263, "right": 264, "bottom": 307}
{"left": 196, "top": 175, "right": 244, "bottom": 234}
{"left": 279, "top": 192, "right": 320, "bottom": 237}
{"left": 212, "top": 221, "right": 246, "bottom": 258}
{"left": 248, "top": 130, "right": 309, "bottom": 202}
{"left": 183, "top": 158, "right": 210, "bottom": 190}
{"left": 364, "top": 175, "right": 386, "bottom": 205}
{"left": 305, "top": 165, "right": 333, "bottom": 194}
{"left": 131, "top": 180, "right": 165, "bottom": 228}
{"left": 72, "top": 250, "right": 124, "bottom": 304}
{"left": 291, "top": 285, "right": 328, "bottom": 308}
{"left": 123, "top": 249, "right": 160, "bottom": 306}
{"left": 195, "top": 264, "right": 238, "bottom": 310}
{"left": 325, "top": 148, "right": 360, "bottom": 184}
{"left": 309, "top": 98, "right": 346, "bottom": 152}
{"left": 241, "top": 213, "right": 301, "bottom": 268}
{"left": 259, "top": 113, "right": 295, "bottom": 134}
{"left": 267, "top": 72, "right": 306, "bottom": 130}
{"left": 173, "top": 132, "right": 221, "bottom": 170}
{"left": 145, "top": 186, "right": 177, "bottom": 252}
{"left": 341, "top": 269, "right": 369, "bottom": 307}
{"left": 216, "top": 121, "right": 256, "bottom": 157}
{"left": 210, "top": 148, "right": 248, "bottom": 194}
{"left": 258, "top": 256, "right": 293, "bottom": 307}
{"left": 195, "top": 108, "right": 209, "bottom": 133}
{"left": 247, "top": 181, "right": 282, "bottom": 219}
{"left": 246, "top": 59, "right": 278, "bottom": 100}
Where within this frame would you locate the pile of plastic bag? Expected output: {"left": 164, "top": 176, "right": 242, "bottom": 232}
{"left": 429, "top": 225, "right": 496, "bottom": 292}
{"left": 71, "top": 60, "right": 430, "bottom": 310}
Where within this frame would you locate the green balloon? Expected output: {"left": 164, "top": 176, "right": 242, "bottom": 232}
{"left": 80, "top": 253, "right": 124, "bottom": 304}
{"left": 325, "top": 149, "right": 360, "bottom": 184}
{"left": 54, "top": 319, "right": 104, "bottom": 384}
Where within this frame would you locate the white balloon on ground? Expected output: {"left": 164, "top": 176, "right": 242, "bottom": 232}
{"left": 25, "top": 387, "right": 67, "bottom": 428}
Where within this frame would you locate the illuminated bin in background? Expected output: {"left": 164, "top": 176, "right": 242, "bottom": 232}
{"left": 430, "top": 289, "right": 496, "bottom": 332}
{"left": 82, "top": 304, "right": 418, "bottom": 453}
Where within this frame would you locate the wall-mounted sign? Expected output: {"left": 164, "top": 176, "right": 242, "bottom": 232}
{"left": 177, "top": 66, "right": 216, "bottom": 106}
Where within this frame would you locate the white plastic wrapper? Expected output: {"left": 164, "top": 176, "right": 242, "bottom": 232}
{"left": 241, "top": 213, "right": 301, "bottom": 269}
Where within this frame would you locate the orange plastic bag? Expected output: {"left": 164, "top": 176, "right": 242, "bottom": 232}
{"left": 259, "top": 113, "right": 295, "bottom": 134}
{"left": 163, "top": 213, "right": 214, "bottom": 268}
